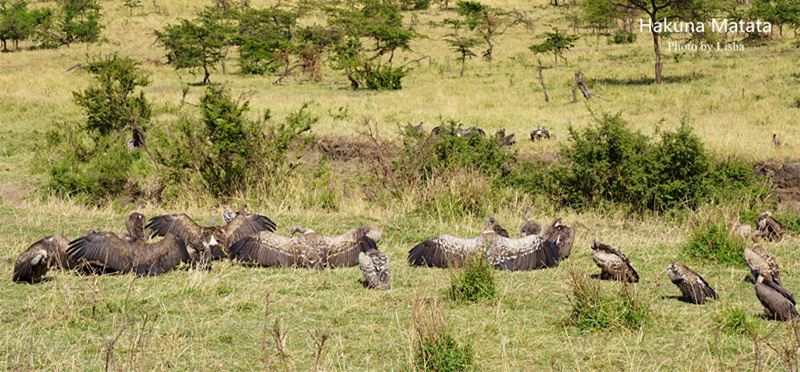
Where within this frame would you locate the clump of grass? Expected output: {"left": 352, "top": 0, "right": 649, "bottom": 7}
{"left": 448, "top": 251, "right": 496, "bottom": 303}
{"left": 565, "top": 270, "right": 651, "bottom": 331}
{"left": 413, "top": 298, "right": 474, "bottom": 372}
{"left": 683, "top": 221, "right": 748, "bottom": 266}
{"left": 714, "top": 306, "right": 760, "bottom": 336}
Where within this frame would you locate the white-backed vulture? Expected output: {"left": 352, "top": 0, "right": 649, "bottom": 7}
{"left": 146, "top": 210, "right": 276, "bottom": 262}
{"left": 408, "top": 217, "right": 561, "bottom": 271}
{"left": 590, "top": 238, "right": 639, "bottom": 282}
{"left": 519, "top": 207, "right": 542, "bottom": 237}
{"left": 754, "top": 270, "right": 797, "bottom": 321}
{"left": 667, "top": 261, "right": 717, "bottom": 304}
{"left": 773, "top": 134, "right": 782, "bottom": 148}
{"left": 67, "top": 213, "right": 191, "bottom": 276}
{"left": 541, "top": 218, "right": 575, "bottom": 260}
{"left": 359, "top": 235, "right": 391, "bottom": 290}
{"left": 756, "top": 211, "right": 783, "bottom": 242}
{"left": 530, "top": 126, "right": 550, "bottom": 141}
{"left": 744, "top": 239, "right": 781, "bottom": 285}
{"left": 229, "top": 226, "right": 383, "bottom": 269}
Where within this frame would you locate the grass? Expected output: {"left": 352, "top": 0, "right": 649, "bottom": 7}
{"left": 0, "top": 0, "right": 799, "bottom": 369}
{"left": 448, "top": 251, "right": 497, "bottom": 303}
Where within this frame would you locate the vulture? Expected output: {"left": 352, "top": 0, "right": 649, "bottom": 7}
{"left": 773, "top": 133, "right": 782, "bottom": 148}
{"left": 541, "top": 218, "right": 576, "bottom": 260}
{"left": 666, "top": 261, "right": 717, "bottom": 304}
{"left": 756, "top": 211, "right": 783, "bottom": 242}
{"left": 456, "top": 124, "right": 485, "bottom": 138}
{"left": 519, "top": 207, "right": 542, "bottom": 237}
{"left": 408, "top": 217, "right": 561, "bottom": 271}
{"left": 530, "top": 125, "right": 550, "bottom": 141}
{"left": 431, "top": 125, "right": 453, "bottom": 136}
{"left": 146, "top": 209, "right": 276, "bottom": 263}
{"left": 358, "top": 235, "right": 391, "bottom": 290}
{"left": 229, "top": 226, "right": 383, "bottom": 269}
{"left": 67, "top": 213, "right": 191, "bottom": 276}
{"left": 498, "top": 133, "right": 516, "bottom": 147}
{"left": 754, "top": 270, "right": 798, "bottom": 321}
{"left": 727, "top": 219, "right": 751, "bottom": 239}
{"left": 13, "top": 232, "right": 90, "bottom": 283}
{"left": 405, "top": 122, "right": 424, "bottom": 135}
{"left": 590, "top": 238, "right": 639, "bottom": 282}
{"left": 490, "top": 218, "right": 510, "bottom": 238}
{"left": 744, "top": 237, "right": 781, "bottom": 285}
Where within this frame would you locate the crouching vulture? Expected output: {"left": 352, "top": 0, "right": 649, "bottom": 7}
{"left": 358, "top": 235, "right": 391, "bottom": 290}
{"left": 67, "top": 213, "right": 191, "bottom": 276}
{"left": 590, "top": 238, "right": 639, "bottom": 282}
{"left": 666, "top": 261, "right": 717, "bottom": 304}
{"left": 13, "top": 231, "right": 95, "bottom": 283}
{"left": 408, "top": 217, "right": 561, "bottom": 271}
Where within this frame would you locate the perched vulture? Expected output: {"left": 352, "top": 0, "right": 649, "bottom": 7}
{"left": 519, "top": 207, "right": 542, "bottom": 237}
{"left": 358, "top": 235, "right": 391, "bottom": 290}
{"left": 666, "top": 261, "right": 717, "bottom": 304}
{"left": 530, "top": 125, "right": 550, "bottom": 141}
{"left": 541, "top": 218, "right": 575, "bottom": 260}
{"left": 773, "top": 133, "right": 782, "bottom": 148}
{"left": 229, "top": 226, "right": 383, "bottom": 269}
{"left": 744, "top": 240, "right": 781, "bottom": 285}
{"left": 67, "top": 213, "right": 191, "bottom": 276}
{"left": 754, "top": 270, "right": 798, "bottom": 321}
{"left": 408, "top": 217, "right": 561, "bottom": 271}
{"left": 146, "top": 209, "right": 276, "bottom": 262}
{"left": 756, "top": 211, "right": 783, "bottom": 242}
{"left": 590, "top": 238, "right": 639, "bottom": 282}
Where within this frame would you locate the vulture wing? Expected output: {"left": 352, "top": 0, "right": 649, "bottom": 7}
{"left": 408, "top": 235, "right": 482, "bottom": 268}
{"left": 486, "top": 234, "right": 561, "bottom": 271}
{"left": 541, "top": 219, "right": 576, "bottom": 259}
{"left": 223, "top": 213, "right": 277, "bottom": 247}
{"left": 146, "top": 214, "right": 204, "bottom": 246}
{"left": 323, "top": 229, "right": 367, "bottom": 268}
{"left": 229, "top": 231, "right": 298, "bottom": 268}
{"left": 13, "top": 234, "right": 71, "bottom": 283}
{"left": 67, "top": 232, "right": 134, "bottom": 273}
{"left": 133, "top": 234, "right": 191, "bottom": 276}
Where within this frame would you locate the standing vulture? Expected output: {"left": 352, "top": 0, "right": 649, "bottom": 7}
{"left": 666, "top": 261, "right": 717, "bottom": 304}
{"left": 541, "top": 218, "right": 576, "bottom": 260}
{"left": 590, "top": 238, "right": 639, "bottom": 282}
{"left": 519, "top": 207, "right": 542, "bottom": 237}
{"left": 744, "top": 238, "right": 781, "bottom": 285}
{"left": 146, "top": 209, "right": 276, "bottom": 263}
{"left": 754, "top": 270, "right": 798, "bottom": 321}
{"left": 756, "top": 211, "right": 783, "bottom": 242}
{"left": 408, "top": 217, "right": 561, "bottom": 271}
{"left": 358, "top": 235, "right": 391, "bottom": 290}
{"left": 229, "top": 226, "right": 383, "bottom": 269}
{"left": 67, "top": 213, "right": 191, "bottom": 276}
{"left": 12, "top": 232, "right": 92, "bottom": 283}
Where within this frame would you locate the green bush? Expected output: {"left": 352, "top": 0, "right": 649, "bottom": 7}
{"left": 364, "top": 64, "right": 407, "bottom": 90}
{"left": 609, "top": 31, "right": 636, "bottom": 44}
{"left": 714, "top": 306, "right": 760, "bottom": 336}
{"left": 449, "top": 251, "right": 496, "bottom": 302}
{"left": 565, "top": 270, "right": 651, "bottom": 331}
{"left": 683, "top": 221, "right": 747, "bottom": 266}
{"left": 415, "top": 332, "right": 474, "bottom": 372}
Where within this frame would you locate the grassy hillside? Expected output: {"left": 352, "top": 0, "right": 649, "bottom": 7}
{"left": 1, "top": 0, "right": 800, "bottom": 370}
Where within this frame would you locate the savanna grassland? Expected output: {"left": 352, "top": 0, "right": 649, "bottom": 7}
{"left": 1, "top": 0, "right": 800, "bottom": 369}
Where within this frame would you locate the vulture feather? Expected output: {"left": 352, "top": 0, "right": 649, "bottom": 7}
{"left": 519, "top": 207, "right": 542, "bottom": 237}
{"left": 590, "top": 238, "right": 639, "bottom": 282}
{"left": 754, "top": 270, "right": 798, "bottom": 321}
{"left": 408, "top": 217, "right": 561, "bottom": 271}
{"left": 667, "top": 261, "right": 717, "bottom": 304}
{"left": 744, "top": 241, "right": 781, "bottom": 285}
{"left": 541, "top": 218, "right": 575, "bottom": 260}
{"left": 756, "top": 211, "right": 783, "bottom": 242}
{"left": 358, "top": 235, "right": 391, "bottom": 290}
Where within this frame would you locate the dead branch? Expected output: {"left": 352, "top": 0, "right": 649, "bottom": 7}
{"left": 66, "top": 63, "right": 84, "bottom": 72}
{"left": 572, "top": 70, "right": 607, "bottom": 102}
{"left": 402, "top": 55, "right": 432, "bottom": 68}
{"left": 306, "top": 330, "right": 330, "bottom": 372}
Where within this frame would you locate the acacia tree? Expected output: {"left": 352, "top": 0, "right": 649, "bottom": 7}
{"left": 453, "top": 0, "right": 516, "bottom": 61}
{"left": 529, "top": 28, "right": 578, "bottom": 67}
{"left": 443, "top": 19, "right": 480, "bottom": 77}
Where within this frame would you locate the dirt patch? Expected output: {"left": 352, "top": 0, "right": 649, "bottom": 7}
{"left": 754, "top": 161, "right": 800, "bottom": 213}
{"left": 0, "top": 182, "right": 30, "bottom": 208}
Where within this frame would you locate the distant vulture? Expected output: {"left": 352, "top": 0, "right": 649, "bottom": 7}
{"left": 67, "top": 213, "right": 191, "bottom": 276}
{"left": 530, "top": 125, "right": 550, "bottom": 141}
{"left": 773, "top": 133, "right": 782, "bottom": 148}
{"left": 495, "top": 129, "right": 506, "bottom": 140}
{"left": 666, "top": 261, "right": 717, "bottom": 304}
{"left": 456, "top": 124, "right": 485, "bottom": 138}
{"left": 519, "top": 207, "right": 542, "bottom": 237}
{"left": 127, "top": 122, "right": 146, "bottom": 151}
{"left": 590, "top": 238, "right": 639, "bottom": 282}
{"left": 490, "top": 218, "right": 510, "bottom": 238}
{"left": 13, "top": 233, "right": 82, "bottom": 283}
{"left": 146, "top": 209, "right": 276, "bottom": 263}
{"left": 754, "top": 269, "right": 798, "bottom": 321}
{"left": 756, "top": 211, "right": 783, "bottom": 241}
{"left": 541, "top": 218, "right": 575, "bottom": 260}
{"left": 432, "top": 125, "right": 453, "bottom": 135}
{"left": 408, "top": 217, "right": 561, "bottom": 271}
{"left": 358, "top": 235, "right": 391, "bottom": 290}
{"left": 744, "top": 239, "right": 781, "bottom": 285}
{"left": 229, "top": 226, "right": 383, "bottom": 269}
{"left": 727, "top": 219, "right": 751, "bottom": 239}
{"left": 405, "top": 122, "right": 424, "bottom": 135}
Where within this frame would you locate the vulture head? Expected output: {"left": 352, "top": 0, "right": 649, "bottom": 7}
{"left": 289, "top": 226, "right": 315, "bottom": 236}
{"left": 223, "top": 208, "right": 237, "bottom": 224}
{"left": 355, "top": 226, "right": 382, "bottom": 243}
{"left": 126, "top": 212, "right": 147, "bottom": 239}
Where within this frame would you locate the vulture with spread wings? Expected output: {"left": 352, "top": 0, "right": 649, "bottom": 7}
{"left": 67, "top": 213, "right": 191, "bottom": 276}
{"left": 146, "top": 208, "right": 276, "bottom": 263}
{"left": 229, "top": 226, "right": 383, "bottom": 269}
{"left": 408, "top": 217, "right": 562, "bottom": 271}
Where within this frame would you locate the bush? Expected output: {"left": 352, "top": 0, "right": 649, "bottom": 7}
{"left": 413, "top": 298, "right": 474, "bottom": 371}
{"left": 364, "top": 64, "right": 407, "bottom": 90}
{"left": 449, "top": 251, "right": 496, "bottom": 302}
{"left": 565, "top": 270, "right": 651, "bottom": 331}
{"left": 714, "top": 306, "right": 760, "bottom": 336}
{"left": 683, "top": 221, "right": 748, "bottom": 266}
{"left": 609, "top": 30, "right": 636, "bottom": 44}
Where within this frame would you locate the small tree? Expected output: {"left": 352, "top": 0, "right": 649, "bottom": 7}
{"left": 155, "top": 8, "right": 232, "bottom": 85}
{"left": 529, "top": 28, "right": 578, "bottom": 67}
{"left": 453, "top": 0, "right": 516, "bottom": 61}
{"left": 443, "top": 19, "right": 480, "bottom": 77}
{"left": 122, "top": 0, "right": 142, "bottom": 16}
{"left": 60, "top": 0, "right": 103, "bottom": 44}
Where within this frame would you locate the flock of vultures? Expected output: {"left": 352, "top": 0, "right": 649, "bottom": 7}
{"left": 11, "top": 207, "right": 796, "bottom": 320}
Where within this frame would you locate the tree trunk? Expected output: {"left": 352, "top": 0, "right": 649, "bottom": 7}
{"left": 460, "top": 58, "right": 465, "bottom": 77}
{"left": 553, "top": 51, "right": 558, "bottom": 67}
{"left": 203, "top": 68, "right": 210, "bottom": 85}
{"left": 652, "top": 27, "right": 662, "bottom": 84}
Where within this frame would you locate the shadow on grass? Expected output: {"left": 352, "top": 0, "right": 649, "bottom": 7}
{"left": 661, "top": 294, "right": 707, "bottom": 305}
{"left": 592, "top": 73, "right": 706, "bottom": 86}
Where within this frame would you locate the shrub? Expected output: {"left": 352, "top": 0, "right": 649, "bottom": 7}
{"left": 714, "top": 306, "right": 760, "bottom": 336}
{"left": 449, "top": 251, "right": 496, "bottom": 302}
{"left": 609, "top": 30, "right": 636, "bottom": 44}
{"left": 565, "top": 270, "right": 651, "bottom": 331}
{"left": 413, "top": 298, "right": 474, "bottom": 371}
{"left": 683, "top": 220, "right": 748, "bottom": 266}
